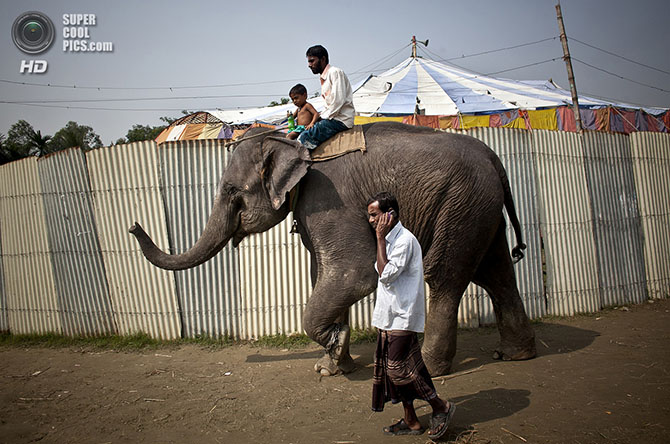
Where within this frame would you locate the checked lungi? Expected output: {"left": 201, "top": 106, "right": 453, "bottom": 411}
{"left": 371, "top": 330, "right": 438, "bottom": 412}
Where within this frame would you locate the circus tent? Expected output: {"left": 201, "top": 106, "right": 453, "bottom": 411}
{"left": 353, "top": 56, "right": 666, "bottom": 116}
{"left": 156, "top": 56, "right": 669, "bottom": 143}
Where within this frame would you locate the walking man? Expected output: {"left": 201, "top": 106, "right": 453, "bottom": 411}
{"left": 367, "top": 192, "right": 455, "bottom": 440}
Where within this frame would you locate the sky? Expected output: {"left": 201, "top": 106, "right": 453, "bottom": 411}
{"left": 1, "top": 0, "right": 669, "bottom": 145}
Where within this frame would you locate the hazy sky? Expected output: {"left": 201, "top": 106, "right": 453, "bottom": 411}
{"left": 2, "top": 0, "right": 669, "bottom": 144}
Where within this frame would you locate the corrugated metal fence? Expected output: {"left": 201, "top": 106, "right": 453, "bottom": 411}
{"left": 0, "top": 129, "right": 668, "bottom": 339}
{"left": 630, "top": 132, "right": 670, "bottom": 299}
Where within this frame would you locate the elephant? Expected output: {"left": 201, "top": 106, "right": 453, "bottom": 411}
{"left": 129, "top": 122, "right": 536, "bottom": 377}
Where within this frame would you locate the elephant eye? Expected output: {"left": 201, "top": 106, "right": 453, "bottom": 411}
{"left": 221, "top": 183, "right": 240, "bottom": 197}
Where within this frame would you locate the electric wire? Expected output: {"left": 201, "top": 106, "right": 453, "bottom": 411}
{"left": 1, "top": 93, "right": 295, "bottom": 104}
{"left": 439, "top": 37, "right": 557, "bottom": 62}
{"left": 0, "top": 38, "right": 556, "bottom": 92}
{"left": 2, "top": 38, "right": 667, "bottom": 110}
{"left": 485, "top": 58, "right": 562, "bottom": 76}
{"left": 0, "top": 44, "right": 412, "bottom": 92}
{"left": 569, "top": 37, "right": 670, "bottom": 76}
{"left": 572, "top": 58, "right": 670, "bottom": 93}
{"left": 418, "top": 43, "right": 563, "bottom": 78}
{"left": 0, "top": 77, "right": 314, "bottom": 91}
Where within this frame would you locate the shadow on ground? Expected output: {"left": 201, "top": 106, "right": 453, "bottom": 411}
{"left": 245, "top": 322, "right": 600, "bottom": 378}
{"left": 245, "top": 349, "right": 324, "bottom": 363}
{"left": 451, "top": 322, "right": 600, "bottom": 372}
{"left": 415, "top": 387, "right": 532, "bottom": 441}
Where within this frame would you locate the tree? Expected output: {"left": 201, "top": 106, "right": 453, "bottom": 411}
{"left": 116, "top": 124, "right": 166, "bottom": 144}
{"left": 30, "top": 130, "right": 52, "bottom": 155}
{"left": 0, "top": 133, "right": 14, "bottom": 165}
{"left": 268, "top": 98, "right": 290, "bottom": 107}
{"left": 2, "top": 120, "right": 55, "bottom": 161}
{"left": 50, "top": 121, "right": 102, "bottom": 152}
{"left": 128, "top": 124, "right": 166, "bottom": 142}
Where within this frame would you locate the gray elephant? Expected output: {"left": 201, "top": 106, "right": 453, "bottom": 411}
{"left": 130, "top": 122, "right": 536, "bottom": 376}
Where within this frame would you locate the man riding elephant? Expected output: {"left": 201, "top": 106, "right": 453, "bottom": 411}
{"left": 298, "top": 45, "right": 354, "bottom": 150}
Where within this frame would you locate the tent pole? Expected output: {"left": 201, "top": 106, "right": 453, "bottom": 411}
{"left": 555, "top": 2, "right": 582, "bottom": 132}
{"left": 411, "top": 35, "right": 417, "bottom": 58}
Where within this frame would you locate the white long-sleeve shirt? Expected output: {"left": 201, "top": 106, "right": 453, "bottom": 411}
{"left": 372, "top": 221, "right": 426, "bottom": 332}
{"left": 319, "top": 64, "right": 355, "bottom": 128}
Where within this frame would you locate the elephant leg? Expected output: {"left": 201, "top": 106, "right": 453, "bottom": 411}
{"left": 304, "top": 266, "right": 377, "bottom": 376}
{"left": 422, "top": 279, "right": 470, "bottom": 376}
{"left": 473, "top": 224, "right": 536, "bottom": 361}
{"left": 420, "top": 197, "right": 497, "bottom": 376}
{"left": 314, "top": 311, "right": 356, "bottom": 375}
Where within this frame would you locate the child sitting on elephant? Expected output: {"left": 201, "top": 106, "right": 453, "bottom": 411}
{"left": 287, "top": 84, "right": 319, "bottom": 140}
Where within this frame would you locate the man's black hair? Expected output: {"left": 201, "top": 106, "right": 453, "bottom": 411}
{"left": 289, "top": 84, "right": 307, "bottom": 96}
{"left": 367, "top": 191, "right": 400, "bottom": 218}
{"left": 306, "top": 45, "right": 329, "bottom": 64}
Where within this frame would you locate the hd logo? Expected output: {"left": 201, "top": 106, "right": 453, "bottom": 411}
{"left": 12, "top": 11, "right": 55, "bottom": 74}
{"left": 20, "top": 60, "right": 48, "bottom": 74}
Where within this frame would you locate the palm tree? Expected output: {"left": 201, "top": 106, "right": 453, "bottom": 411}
{"left": 30, "top": 130, "right": 52, "bottom": 156}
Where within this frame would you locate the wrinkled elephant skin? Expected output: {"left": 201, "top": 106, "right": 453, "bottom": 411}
{"left": 130, "top": 122, "right": 536, "bottom": 376}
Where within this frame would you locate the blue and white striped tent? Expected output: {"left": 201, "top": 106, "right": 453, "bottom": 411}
{"left": 205, "top": 56, "right": 666, "bottom": 125}
{"left": 353, "top": 56, "right": 664, "bottom": 116}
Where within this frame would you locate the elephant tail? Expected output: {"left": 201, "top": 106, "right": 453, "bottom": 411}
{"left": 493, "top": 155, "right": 526, "bottom": 263}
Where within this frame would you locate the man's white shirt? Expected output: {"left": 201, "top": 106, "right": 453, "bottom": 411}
{"left": 372, "top": 221, "right": 426, "bottom": 332}
{"left": 319, "top": 64, "right": 355, "bottom": 128}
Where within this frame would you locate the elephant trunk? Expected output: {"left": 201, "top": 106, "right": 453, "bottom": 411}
{"left": 129, "top": 193, "right": 235, "bottom": 271}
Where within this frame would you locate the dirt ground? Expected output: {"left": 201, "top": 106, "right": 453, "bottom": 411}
{"left": 1, "top": 298, "right": 669, "bottom": 444}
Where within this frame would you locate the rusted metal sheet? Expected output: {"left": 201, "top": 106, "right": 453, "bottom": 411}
{"left": 85, "top": 141, "right": 181, "bottom": 339}
{"left": 158, "top": 139, "right": 241, "bottom": 338}
{"left": 629, "top": 132, "right": 670, "bottom": 299}
{"left": 533, "top": 130, "right": 600, "bottom": 316}
{"left": 582, "top": 132, "right": 647, "bottom": 307}
{"left": 0, "top": 157, "right": 61, "bottom": 334}
{"left": 38, "top": 148, "right": 116, "bottom": 336}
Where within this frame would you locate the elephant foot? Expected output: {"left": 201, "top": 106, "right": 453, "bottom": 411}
{"left": 314, "top": 351, "right": 355, "bottom": 376}
{"left": 315, "top": 353, "right": 340, "bottom": 376}
{"left": 492, "top": 341, "right": 537, "bottom": 362}
{"left": 422, "top": 349, "right": 452, "bottom": 377}
{"left": 337, "top": 352, "right": 356, "bottom": 374}
{"left": 492, "top": 350, "right": 512, "bottom": 361}
{"left": 315, "top": 324, "right": 354, "bottom": 376}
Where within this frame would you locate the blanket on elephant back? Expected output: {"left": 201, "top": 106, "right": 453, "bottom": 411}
{"left": 310, "top": 125, "right": 366, "bottom": 162}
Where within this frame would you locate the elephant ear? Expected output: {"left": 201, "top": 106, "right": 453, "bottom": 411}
{"left": 261, "top": 136, "right": 312, "bottom": 210}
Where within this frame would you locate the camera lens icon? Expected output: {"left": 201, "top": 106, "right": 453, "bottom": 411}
{"left": 12, "top": 11, "right": 55, "bottom": 54}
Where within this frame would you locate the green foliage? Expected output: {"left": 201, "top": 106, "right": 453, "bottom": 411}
{"left": 269, "top": 97, "right": 290, "bottom": 107}
{"left": 0, "top": 331, "right": 234, "bottom": 351}
{"left": 3, "top": 120, "right": 48, "bottom": 160}
{"left": 0, "top": 132, "right": 14, "bottom": 164}
{"left": 50, "top": 121, "right": 103, "bottom": 152}
{"left": 0, "top": 332, "right": 161, "bottom": 350}
{"left": 350, "top": 328, "right": 378, "bottom": 344}
{"left": 0, "top": 329, "right": 378, "bottom": 351}
{"left": 116, "top": 124, "right": 166, "bottom": 144}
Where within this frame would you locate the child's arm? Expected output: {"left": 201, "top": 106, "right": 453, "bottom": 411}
{"left": 304, "top": 103, "right": 320, "bottom": 129}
